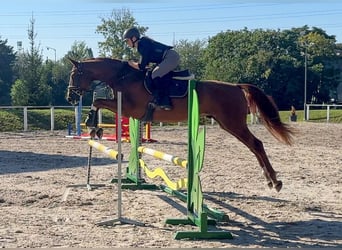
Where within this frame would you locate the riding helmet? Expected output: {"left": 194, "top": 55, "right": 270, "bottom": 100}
{"left": 123, "top": 27, "right": 140, "bottom": 40}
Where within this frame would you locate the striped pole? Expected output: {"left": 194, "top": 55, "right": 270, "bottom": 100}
{"left": 138, "top": 146, "right": 187, "bottom": 168}
{"left": 88, "top": 140, "right": 123, "bottom": 160}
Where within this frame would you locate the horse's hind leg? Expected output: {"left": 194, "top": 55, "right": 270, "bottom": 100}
{"left": 237, "top": 127, "right": 282, "bottom": 191}
{"left": 219, "top": 121, "right": 282, "bottom": 191}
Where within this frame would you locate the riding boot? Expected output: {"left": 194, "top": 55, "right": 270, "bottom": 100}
{"left": 152, "top": 77, "right": 172, "bottom": 111}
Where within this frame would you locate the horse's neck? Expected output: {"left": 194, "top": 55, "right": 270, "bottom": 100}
{"left": 105, "top": 64, "right": 144, "bottom": 94}
{"left": 86, "top": 58, "right": 144, "bottom": 92}
{"left": 110, "top": 71, "right": 150, "bottom": 111}
{"left": 121, "top": 62, "right": 145, "bottom": 79}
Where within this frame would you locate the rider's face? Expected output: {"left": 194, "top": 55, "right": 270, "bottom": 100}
{"left": 125, "top": 36, "right": 138, "bottom": 48}
{"left": 125, "top": 38, "right": 133, "bottom": 48}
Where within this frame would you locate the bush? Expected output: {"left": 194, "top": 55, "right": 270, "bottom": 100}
{"left": 0, "top": 110, "right": 23, "bottom": 131}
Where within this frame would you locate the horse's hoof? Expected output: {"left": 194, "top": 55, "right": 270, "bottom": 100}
{"left": 274, "top": 181, "right": 283, "bottom": 192}
{"left": 267, "top": 181, "right": 273, "bottom": 189}
{"left": 96, "top": 128, "right": 103, "bottom": 139}
{"left": 89, "top": 128, "right": 96, "bottom": 139}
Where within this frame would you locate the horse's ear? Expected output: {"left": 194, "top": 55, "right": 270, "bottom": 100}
{"left": 68, "top": 57, "right": 78, "bottom": 67}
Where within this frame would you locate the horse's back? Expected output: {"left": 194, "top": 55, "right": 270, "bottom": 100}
{"left": 196, "top": 80, "right": 247, "bottom": 117}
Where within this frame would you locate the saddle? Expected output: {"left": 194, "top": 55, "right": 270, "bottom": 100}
{"left": 144, "top": 69, "right": 195, "bottom": 98}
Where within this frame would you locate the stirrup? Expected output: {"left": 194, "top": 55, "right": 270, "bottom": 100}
{"left": 159, "top": 96, "right": 172, "bottom": 110}
{"left": 160, "top": 104, "right": 172, "bottom": 111}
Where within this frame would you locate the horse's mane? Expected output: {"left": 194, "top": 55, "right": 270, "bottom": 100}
{"left": 82, "top": 57, "right": 123, "bottom": 64}
{"left": 81, "top": 57, "right": 145, "bottom": 84}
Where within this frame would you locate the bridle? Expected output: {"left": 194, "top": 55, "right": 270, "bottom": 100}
{"left": 68, "top": 63, "right": 84, "bottom": 99}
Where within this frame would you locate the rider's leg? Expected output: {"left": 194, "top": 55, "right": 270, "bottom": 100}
{"left": 151, "top": 77, "right": 172, "bottom": 110}
{"left": 151, "top": 50, "right": 179, "bottom": 111}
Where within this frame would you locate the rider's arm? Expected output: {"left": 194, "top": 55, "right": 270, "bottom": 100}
{"left": 128, "top": 61, "right": 140, "bottom": 70}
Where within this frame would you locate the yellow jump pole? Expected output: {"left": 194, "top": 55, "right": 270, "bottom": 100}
{"left": 88, "top": 140, "right": 123, "bottom": 160}
{"left": 138, "top": 146, "right": 187, "bottom": 168}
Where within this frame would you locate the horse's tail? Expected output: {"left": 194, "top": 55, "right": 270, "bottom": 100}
{"left": 239, "top": 84, "right": 295, "bottom": 145}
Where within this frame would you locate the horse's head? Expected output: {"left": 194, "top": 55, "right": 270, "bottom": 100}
{"left": 66, "top": 57, "right": 144, "bottom": 105}
{"left": 66, "top": 58, "right": 94, "bottom": 105}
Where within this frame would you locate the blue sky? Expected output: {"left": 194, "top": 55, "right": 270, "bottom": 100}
{"left": 1, "top": 0, "right": 342, "bottom": 60}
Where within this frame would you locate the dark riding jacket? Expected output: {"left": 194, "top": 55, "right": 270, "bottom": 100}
{"left": 137, "top": 37, "right": 173, "bottom": 70}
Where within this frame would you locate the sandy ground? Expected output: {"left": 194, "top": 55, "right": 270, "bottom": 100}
{"left": 0, "top": 122, "right": 341, "bottom": 248}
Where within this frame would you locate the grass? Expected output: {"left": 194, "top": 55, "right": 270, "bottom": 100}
{"left": 277, "top": 108, "right": 342, "bottom": 123}
{"left": 0, "top": 107, "right": 341, "bottom": 132}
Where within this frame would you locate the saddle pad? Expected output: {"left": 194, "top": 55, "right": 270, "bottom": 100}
{"left": 144, "top": 78, "right": 189, "bottom": 98}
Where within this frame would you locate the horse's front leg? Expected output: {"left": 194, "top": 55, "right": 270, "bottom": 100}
{"left": 85, "top": 106, "right": 99, "bottom": 128}
{"left": 85, "top": 106, "right": 104, "bottom": 139}
{"left": 85, "top": 82, "right": 117, "bottom": 138}
{"left": 85, "top": 98, "right": 119, "bottom": 139}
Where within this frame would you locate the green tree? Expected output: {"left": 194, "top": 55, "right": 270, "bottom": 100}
{"left": 203, "top": 26, "right": 340, "bottom": 109}
{"left": 60, "top": 41, "right": 98, "bottom": 106}
{"left": 174, "top": 39, "right": 207, "bottom": 79}
{"left": 96, "top": 8, "right": 148, "bottom": 59}
{"left": 204, "top": 28, "right": 282, "bottom": 83}
{"left": 298, "top": 28, "right": 338, "bottom": 104}
{"left": 49, "top": 60, "right": 74, "bottom": 105}
{"left": 65, "top": 41, "right": 94, "bottom": 60}
{"left": 0, "top": 38, "right": 16, "bottom": 105}
{"left": 40, "top": 60, "right": 69, "bottom": 106}
{"left": 11, "top": 16, "right": 51, "bottom": 105}
{"left": 10, "top": 79, "right": 29, "bottom": 105}
{"left": 203, "top": 28, "right": 254, "bottom": 82}
{"left": 54, "top": 41, "right": 95, "bottom": 105}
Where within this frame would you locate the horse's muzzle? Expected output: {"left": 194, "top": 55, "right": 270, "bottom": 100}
{"left": 66, "top": 88, "right": 81, "bottom": 106}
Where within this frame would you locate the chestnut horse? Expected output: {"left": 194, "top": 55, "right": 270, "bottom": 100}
{"left": 66, "top": 57, "right": 294, "bottom": 192}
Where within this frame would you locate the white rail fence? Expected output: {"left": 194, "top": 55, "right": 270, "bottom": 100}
{"left": 0, "top": 105, "right": 212, "bottom": 132}
{"left": 306, "top": 104, "right": 342, "bottom": 122}
{"left": 0, "top": 105, "right": 126, "bottom": 133}
{"left": 1, "top": 104, "right": 341, "bottom": 132}
{"left": 0, "top": 106, "right": 78, "bottom": 132}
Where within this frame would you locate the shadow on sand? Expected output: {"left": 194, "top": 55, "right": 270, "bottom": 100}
{"left": 155, "top": 190, "right": 341, "bottom": 248}
{"left": 204, "top": 191, "right": 342, "bottom": 248}
{"left": 0, "top": 150, "right": 119, "bottom": 175}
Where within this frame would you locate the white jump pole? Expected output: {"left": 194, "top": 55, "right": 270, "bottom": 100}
{"left": 117, "top": 91, "right": 123, "bottom": 219}
{"left": 96, "top": 91, "right": 144, "bottom": 227}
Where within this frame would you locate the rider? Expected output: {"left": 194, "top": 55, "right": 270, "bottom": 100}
{"left": 123, "top": 27, "right": 180, "bottom": 111}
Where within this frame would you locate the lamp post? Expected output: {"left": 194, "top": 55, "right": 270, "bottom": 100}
{"left": 304, "top": 45, "right": 307, "bottom": 121}
{"left": 303, "top": 41, "right": 315, "bottom": 121}
{"left": 46, "top": 46, "right": 56, "bottom": 62}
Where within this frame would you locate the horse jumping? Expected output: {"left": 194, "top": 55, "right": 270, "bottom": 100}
{"left": 66, "top": 57, "right": 294, "bottom": 192}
